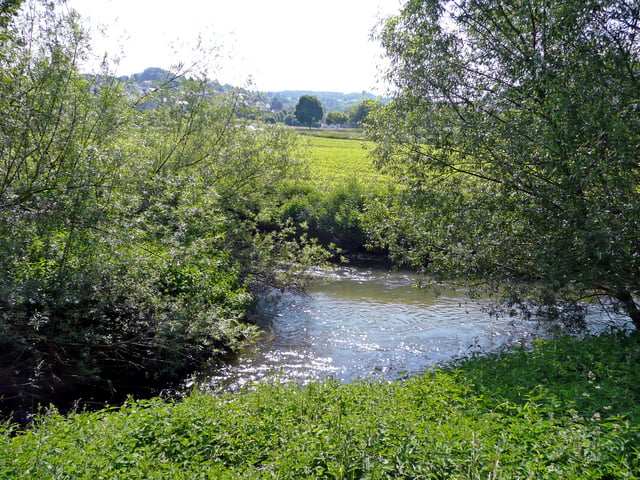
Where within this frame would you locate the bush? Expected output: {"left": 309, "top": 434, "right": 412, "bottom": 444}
{"left": 261, "top": 180, "right": 377, "bottom": 254}
{"left": 0, "top": 4, "right": 320, "bottom": 419}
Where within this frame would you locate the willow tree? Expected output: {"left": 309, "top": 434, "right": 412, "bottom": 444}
{"left": 0, "top": 0, "right": 324, "bottom": 413}
{"left": 366, "top": 0, "right": 640, "bottom": 327}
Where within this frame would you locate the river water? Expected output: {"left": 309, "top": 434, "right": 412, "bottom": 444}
{"left": 200, "top": 265, "right": 629, "bottom": 392}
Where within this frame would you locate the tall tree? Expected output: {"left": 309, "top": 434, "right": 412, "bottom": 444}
{"left": 294, "top": 95, "right": 323, "bottom": 128}
{"left": 367, "top": 0, "right": 640, "bottom": 327}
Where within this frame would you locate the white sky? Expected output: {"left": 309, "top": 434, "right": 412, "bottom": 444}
{"left": 65, "top": 0, "right": 404, "bottom": 93}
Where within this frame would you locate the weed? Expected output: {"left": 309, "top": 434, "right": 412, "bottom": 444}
{"left": 1, "top": 333, "right": 638, "bottom": 479}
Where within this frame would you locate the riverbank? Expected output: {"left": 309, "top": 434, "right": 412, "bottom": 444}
{"left": 3, "top": 331, "right": 639, "bottom": 479}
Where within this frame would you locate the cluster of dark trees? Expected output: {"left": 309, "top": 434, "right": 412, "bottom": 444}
{"left": 290, "top": 95, "right": 380, "bottom": 128}
{"left": 265, "top": 90, "right": 382, "bottom": 115}
{"left": 266, "top": 94, "right": 379, "bottom": 128}
{"left": 325, "top": 100, "right": 379, "bottom": 128}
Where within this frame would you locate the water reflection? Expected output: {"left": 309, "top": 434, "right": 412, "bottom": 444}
{"left": 201, "top": 266, "right": 628, "bottom": 392}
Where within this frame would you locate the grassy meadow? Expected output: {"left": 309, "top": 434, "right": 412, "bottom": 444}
{"left": 298, "top": 131, "right": 386, "bottom": 189}
{"left": 2, "top": 332, "right": 639, "bottom": 479}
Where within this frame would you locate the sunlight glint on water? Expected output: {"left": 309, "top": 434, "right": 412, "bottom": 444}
{"left": 201, "top": 266, "right": 627, "bottom": 392}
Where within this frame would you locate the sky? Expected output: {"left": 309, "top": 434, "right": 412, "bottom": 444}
{"left": 65, "top": 0, "right": 405, "bottom": 94}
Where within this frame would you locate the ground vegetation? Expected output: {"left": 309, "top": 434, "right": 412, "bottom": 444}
{"left": 1, "top": 332, "right": 639, "bottom": 478}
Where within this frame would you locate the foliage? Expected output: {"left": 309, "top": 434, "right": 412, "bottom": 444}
{"left": 346, "top": 99, "right": 378, "bottom": 127}
{"left": 294, "top": 95, "right": 324, "bottom": 128}
{"left": 260, "top": 181, "right": 377, "bottom": 254}
{"left": 367, "top": 0, "right": 640, "bottom": 327}
{"left": 456, "top": 331, "right": 640, "bottom": 424}
{"left": 0, "top": 2, "right": 325, "bottom": 416}
{"left": 1, "top": 332, "right": 639, "bottom": 478}
{"left": 0, "top": 0, "right": 22, "bottom": 28}
{"left": 258, "top": 132, "right": 390, "bottom": 253}
{"left": 325, "top": 110, "right": 349, "bottom": 126}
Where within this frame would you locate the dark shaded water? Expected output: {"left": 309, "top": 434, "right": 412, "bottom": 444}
{"left": 199, "top": 266, "right": 628, "bottom": 392}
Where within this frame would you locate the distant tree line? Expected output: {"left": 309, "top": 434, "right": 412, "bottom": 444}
{"left": 264, "top": 90, "right": 385, "bottom": 113}
{"left": 259, "top": 95, "right": 379, "bottom": 128}
{"left": 121, "top": 71, "right": 386, "bottom": 129}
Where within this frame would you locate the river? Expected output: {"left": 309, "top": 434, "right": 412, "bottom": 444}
{"left": 198, "top": 265, "right": 629, "bottom": 392}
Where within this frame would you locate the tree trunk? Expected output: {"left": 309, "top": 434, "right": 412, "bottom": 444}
{"left": 616, "top": 290, "right": 640, "bottom": 330}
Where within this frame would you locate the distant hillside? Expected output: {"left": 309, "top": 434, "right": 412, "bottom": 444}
{"left": 262, "top": 90, "right": 385, "bottom": 113}
{"left": 118, "top": 67, "right": 235, "bottom": 96}
{"left": 120, "top": 68, "right": 386, "bottom": 113}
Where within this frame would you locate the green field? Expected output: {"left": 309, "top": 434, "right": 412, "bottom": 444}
{"left": 300, "top": 132, "right": 386, "bottom": 189}
{"left": 296, "top": 127, "right": 366, "bottom": 141}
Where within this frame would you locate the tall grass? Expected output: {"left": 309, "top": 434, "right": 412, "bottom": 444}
{"left": 2, "top": 332, "right": 638, "bottom": 479}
